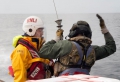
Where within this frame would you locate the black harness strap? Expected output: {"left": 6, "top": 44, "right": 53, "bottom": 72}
{"left": 77, "top": 41, "right": 91, "bottom": 68}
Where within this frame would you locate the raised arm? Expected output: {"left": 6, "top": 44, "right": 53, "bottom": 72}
{"left": 92, "top": 14, "right": 116, "bottom": 60}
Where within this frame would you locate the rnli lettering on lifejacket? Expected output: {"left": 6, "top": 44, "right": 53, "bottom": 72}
{"left": 30, "top": 67, "right": 40, "bottom": 78}
{"left": 27, "top": 18, "right": 37, "bottom": 23}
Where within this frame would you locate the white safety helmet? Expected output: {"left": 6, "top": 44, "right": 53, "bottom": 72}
{"left": 22, "top": 16, "right": 44, "bottom": 36}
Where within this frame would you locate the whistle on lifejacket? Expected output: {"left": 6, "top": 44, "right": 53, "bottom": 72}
{"left": 55, "top": 19, "right": 63, "bottom": 28}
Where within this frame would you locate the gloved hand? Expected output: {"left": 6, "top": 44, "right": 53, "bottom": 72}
{"left": 96, "top": 14, "right": 109, "bottom": 34}
{"left": 54, "top": 28, "right": 64, "bottom": 42}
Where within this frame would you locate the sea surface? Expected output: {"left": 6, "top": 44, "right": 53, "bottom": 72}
{"left": 0, "top": 13, "right": 120, "bottom": 82}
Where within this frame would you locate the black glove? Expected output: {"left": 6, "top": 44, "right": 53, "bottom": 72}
{"left": 96, "top": 14, "right": 109, "bottom": 34}
{"left": 96, "top": 14, "right": 106, "bottom": 29}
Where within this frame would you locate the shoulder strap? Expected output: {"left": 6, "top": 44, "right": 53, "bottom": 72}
{"left": 18, "top": 38, "right": 39, "bottom": 58}
{"left": 74, "top": 41, "right": 92, "bottom": 68}
{"left": 18, "top": 38, "right": 52, "bottom": 65}
{"left": 73, "top": 42, "right": 83, "bottom": 64}
{"left": 58, "top": 41, "right": 92, "bottom": 68}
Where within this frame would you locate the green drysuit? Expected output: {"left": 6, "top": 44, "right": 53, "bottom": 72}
{"left": 39, "top": 32, "right": 116, "bottom": 60}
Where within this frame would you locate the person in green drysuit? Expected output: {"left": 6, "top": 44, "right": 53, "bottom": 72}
{"left": 38, "top": 14, "right": 116, "bottom": 76}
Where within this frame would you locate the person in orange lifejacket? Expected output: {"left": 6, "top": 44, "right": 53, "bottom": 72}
{"left": 9, "top": 16, "right": 54, "bottom": 82}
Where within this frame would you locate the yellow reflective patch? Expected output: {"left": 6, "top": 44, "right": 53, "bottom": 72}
{"left": 12, "top": 35, "right": 23, "bottom": 48}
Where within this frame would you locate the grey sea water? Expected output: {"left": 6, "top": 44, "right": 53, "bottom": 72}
{"left": 0, "top": 13, "right": 120, "bottom": 82}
